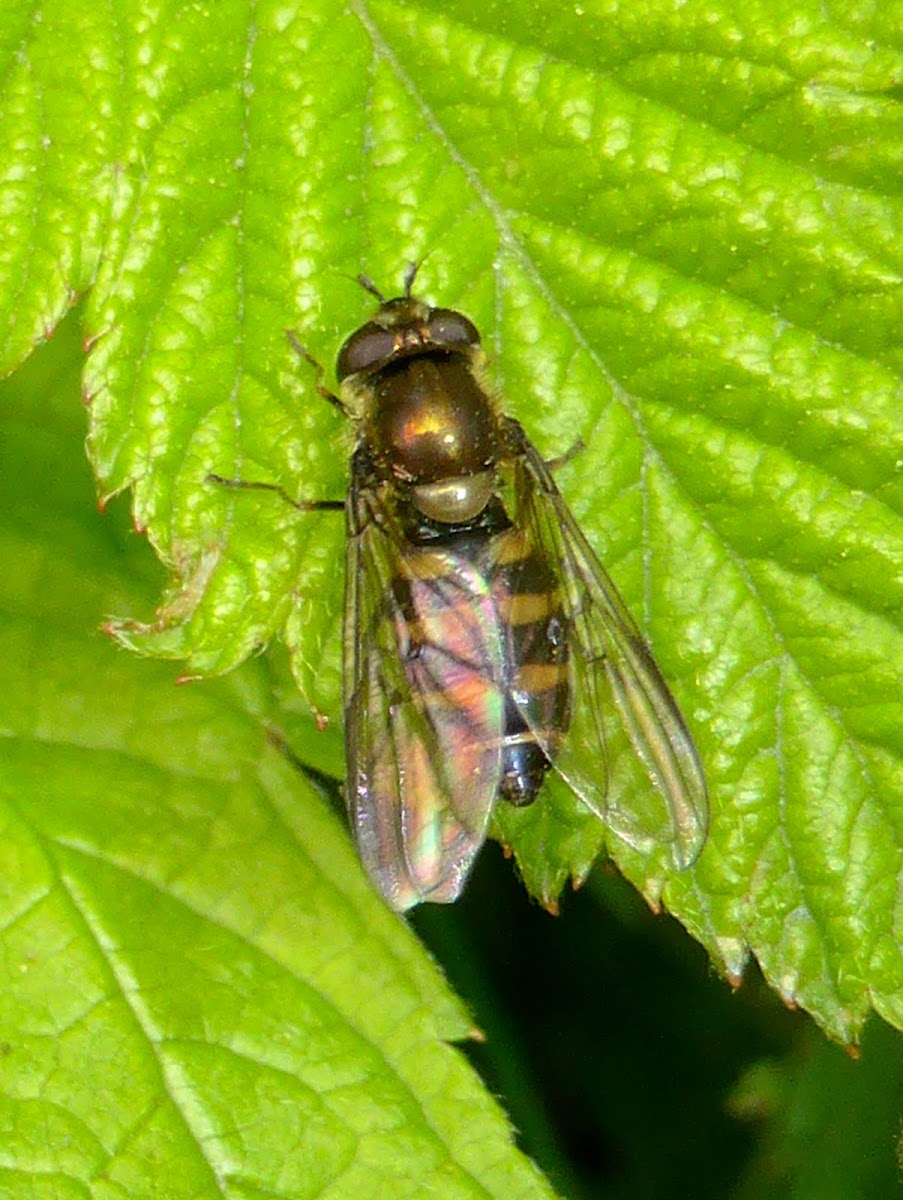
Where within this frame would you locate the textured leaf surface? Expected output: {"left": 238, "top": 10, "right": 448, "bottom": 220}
{"left": 1, "top": 0, "right": 901, "bottom": 1056}
{"left": 0, "top": 2, "right": 113, "bottom": 373}
{"left": 0, "top": 323, "right": 557, "bottom": 1198}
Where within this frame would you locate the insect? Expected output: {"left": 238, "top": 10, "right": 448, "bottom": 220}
{"left": 213, "top": 266, "right": 707, "bottom": 910}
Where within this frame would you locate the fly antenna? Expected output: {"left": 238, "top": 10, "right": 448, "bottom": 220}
{"left": 354, "top": 255, "right": 432, "bottom": 302}
{"left": 402, "top": 251, "right": 433, "bottom": 297}
{"left": 402, "top": 260, "right": 419, "bottom": 296}
{"left": 356, "top": 274, "right": 386, "bottom": 303}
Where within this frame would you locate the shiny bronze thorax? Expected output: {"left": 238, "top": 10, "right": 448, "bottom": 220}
{"left": 337, "top": 295, "right": 502, "bottom": 524}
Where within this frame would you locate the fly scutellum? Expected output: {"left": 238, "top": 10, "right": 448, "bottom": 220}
{"left": 211, "top": 266, "right": 708, "bottom": 911}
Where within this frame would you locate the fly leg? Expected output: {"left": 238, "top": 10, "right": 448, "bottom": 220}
{"left": 208, "top": 330, "right": 351, "bottom": 509}
{"left": 285, "top": 329, "right": 351, "bottom": 418}
{"left": 206, "top": 474, "right": 343, "bottom": 514}
{"left": 544, "top": 437, "right": 585, "bottom": 472}
{"left": 502, "top": 416, "right": 584, "bottom": 476}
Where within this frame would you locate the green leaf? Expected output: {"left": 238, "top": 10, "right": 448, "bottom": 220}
{"left": 2, "top": 0, "right": 901, "bottom": 1057}
{"left": 0, "top": 2, "right": 113, "bottom": 374}
{"left": 729, "top": 1019, "right": 903, "bottom": 1199}
{"left": 0, "top": 320, "right": 558, "bottom": 1197}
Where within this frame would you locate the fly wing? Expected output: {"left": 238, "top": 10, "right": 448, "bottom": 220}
{"left": 344, "top": 456, "right": 505, "bottom": 910}
{"left": 504, "top": 418, "right": 708, "bottom": 868}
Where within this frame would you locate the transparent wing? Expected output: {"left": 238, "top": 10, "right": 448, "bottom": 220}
{"left": 343, "top": 455, "right": 505, "bottom": 910}
{"left": 505, "top": 418, "right": 708, "bottom": 867}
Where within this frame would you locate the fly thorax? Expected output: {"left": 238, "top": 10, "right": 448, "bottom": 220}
{"left": 368, "top": 356, "right": 498, "bottom": 488}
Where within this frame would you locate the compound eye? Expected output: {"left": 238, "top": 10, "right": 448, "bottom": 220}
{"left": 336, "top": 325, "right": 398, "bottom": 380}
{"left": 426, "top": 309, "right": 480, "bottom": 349}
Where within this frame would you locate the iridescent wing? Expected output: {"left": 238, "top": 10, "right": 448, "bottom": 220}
{"left": 343, "top": 451, "right": 506, "bottom": 910}
{"left": 504, "top": 418, "right": 708, "bottom": 867}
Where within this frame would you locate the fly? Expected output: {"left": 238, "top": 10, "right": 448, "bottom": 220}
{"left": 212, "top": 265, "right": 708, "bottom": 911}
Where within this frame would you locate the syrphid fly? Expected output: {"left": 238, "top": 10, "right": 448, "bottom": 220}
{"left": 213, "top": 265, "right": 708, "bottom": 911}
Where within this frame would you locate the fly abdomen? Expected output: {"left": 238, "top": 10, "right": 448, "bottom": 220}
{"left": 492, "top": 529, "right": 571, "bottom": 807}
